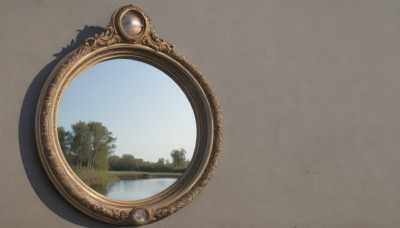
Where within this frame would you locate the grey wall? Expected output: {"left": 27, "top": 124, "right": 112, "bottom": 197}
{"left": 1, "top": 0, "right": 400, "bottom": 227}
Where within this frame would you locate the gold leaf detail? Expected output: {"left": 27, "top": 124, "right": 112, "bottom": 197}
{"left": 142, "top": 31, "right": 175, "bottom": 54}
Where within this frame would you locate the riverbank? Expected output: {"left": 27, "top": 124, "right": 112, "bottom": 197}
{"left": 73, "top": 169, "right": 182, "bottom": 190}
{"left": 109, "top": 171, "right": 182, "bottom": 180}
{"left": 73, "top": 169, "right": 118, "bottom": 187}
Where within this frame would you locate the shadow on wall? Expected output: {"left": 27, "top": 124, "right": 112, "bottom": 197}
{"left": 18, "top": 25, "right": 115, "bottom": 227}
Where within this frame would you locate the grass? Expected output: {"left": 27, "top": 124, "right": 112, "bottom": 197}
{"left": 73, "top": 168, "right": 118, "bottom": 186}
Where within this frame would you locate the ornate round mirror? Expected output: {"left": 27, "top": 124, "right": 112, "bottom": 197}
{"left": 35, "top": 4, "right": 222, "bottom": 226}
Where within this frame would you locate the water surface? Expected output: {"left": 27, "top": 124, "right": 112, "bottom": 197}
{"left": 105, "top": 178, "right": 178, "bottom": 201}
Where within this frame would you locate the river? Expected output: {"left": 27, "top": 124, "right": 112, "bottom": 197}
{"left": 101, "top": 178, "right": 178, "bottom": 201}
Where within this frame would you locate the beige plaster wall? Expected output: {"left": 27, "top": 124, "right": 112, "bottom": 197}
{"left": 1, "top": 0, "right": 400, "bottom": 227}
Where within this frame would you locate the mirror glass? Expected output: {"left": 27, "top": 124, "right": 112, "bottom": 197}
{"left": 57, "top": 59, "right": 196, "bottom": 201}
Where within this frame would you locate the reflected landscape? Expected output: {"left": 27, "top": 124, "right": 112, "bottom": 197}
{"left": 57, "top": 59, "right": 196, "bottom": 201}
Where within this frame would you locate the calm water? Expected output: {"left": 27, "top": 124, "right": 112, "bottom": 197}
{"left": 105, "top": 178, "right": 178, "bottom": 201}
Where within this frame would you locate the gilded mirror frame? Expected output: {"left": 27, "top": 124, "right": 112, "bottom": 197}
{"left": 35, "top": 5, "right": 223, "bottom": 226}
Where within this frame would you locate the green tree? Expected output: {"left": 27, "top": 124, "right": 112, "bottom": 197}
{"left": 120, "top": 154, "right": 136, "bottom": 171}
{"left": 157, "top": 158, "right": 165, "bottom": 166}
{"left": 70, "top": 121, "right": 91, "bottom": 169}
{"left": 87, "top": 121, "right": 116, "bottom": 170}
{"left": 66, "top": 121, "right": 116, "bottom": 170}
{"left": 108, "top": 155, "right": 122, "bottom": 171}
{"left": 57, "top": 126, "right": 72, "bottom": 162}
{"left": 170, "top": 148, "right": 187, "bottom": 168}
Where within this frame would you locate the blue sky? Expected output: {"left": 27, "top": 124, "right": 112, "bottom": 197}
{"left": 57, "top": 59, "right": 196, "bottom": 163}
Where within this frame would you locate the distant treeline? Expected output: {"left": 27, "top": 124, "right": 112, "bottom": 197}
{"left": 109, "top": 152, "right": 188, "bottom": 173}
{"left": 58, "top": 121, "right": 189, "bottom": 173}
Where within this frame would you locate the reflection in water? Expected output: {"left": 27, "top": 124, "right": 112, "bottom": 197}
{"left": 92, "top": 178, "right": 178, "bottom": 201}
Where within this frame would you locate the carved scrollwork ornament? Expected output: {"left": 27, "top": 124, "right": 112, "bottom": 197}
{"left": 35, "top": 4, "right": 223, "bottom": 226}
